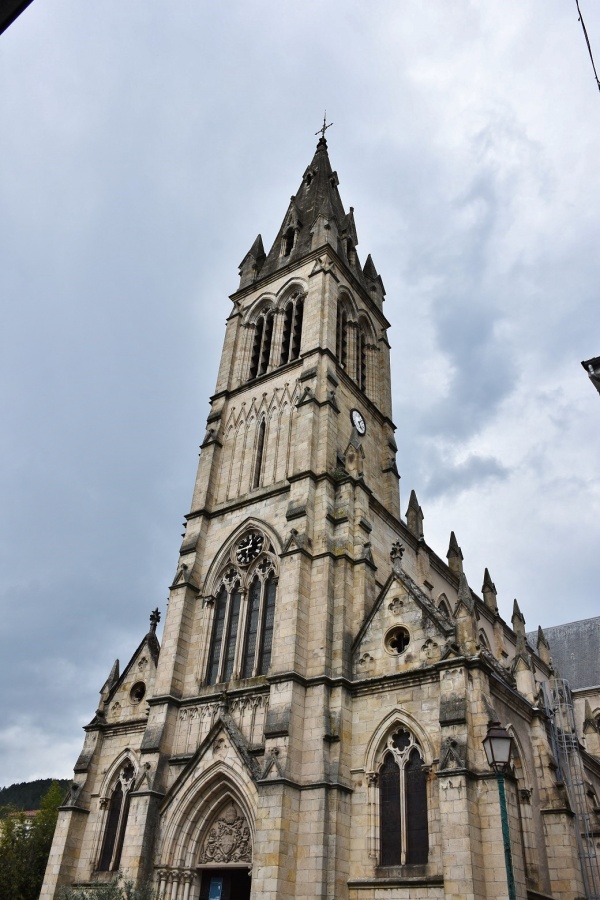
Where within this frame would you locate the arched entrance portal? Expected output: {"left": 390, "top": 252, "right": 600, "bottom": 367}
{"left": 198, "top": 869, "right": 251, "bottom": 900}
{"left": 197, "top": 800, "right": 252, "bottom": 900}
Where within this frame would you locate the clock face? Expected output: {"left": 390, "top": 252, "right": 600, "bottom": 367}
{"left": 350, "top": 408, "right": 366, "bottom": 436}
{"left": 236, "top": 532, "right": 264, "bottom": 565}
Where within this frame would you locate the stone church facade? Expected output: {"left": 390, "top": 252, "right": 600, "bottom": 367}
{"left": 41, "top": 137, "right": 600, "bottom": 900}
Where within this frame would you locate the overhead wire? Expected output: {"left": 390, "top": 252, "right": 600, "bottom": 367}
{"left": 575, "top": 0, "right": 600, "bottom": 93}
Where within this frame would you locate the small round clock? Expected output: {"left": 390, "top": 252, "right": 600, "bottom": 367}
{"left": 236, "top": 532, "right": 264, "bottom": 565}
{"left": 350, "top": 408, "right": 366, "bottom": 436}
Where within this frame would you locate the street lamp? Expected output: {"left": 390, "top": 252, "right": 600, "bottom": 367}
{"left": 483, "top": 721, "right": 517, "bottom": 900}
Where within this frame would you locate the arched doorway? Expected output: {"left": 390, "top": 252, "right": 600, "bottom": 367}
{"left": 198, "top": 868, "right": 251, "bottom": 900}
{"left": 197, "top": 800, "right": 252, "bottom": 900}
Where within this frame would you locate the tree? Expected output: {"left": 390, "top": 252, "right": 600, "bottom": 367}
{"left": 0, "top": 780, "right": 63, "bottom": 900}
{"left": 58, "top": 873, "right": 160, "bottom": 899}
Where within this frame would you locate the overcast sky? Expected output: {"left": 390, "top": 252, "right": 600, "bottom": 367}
{"left": 1, "top": 1, "right": 599, "bottom": 786}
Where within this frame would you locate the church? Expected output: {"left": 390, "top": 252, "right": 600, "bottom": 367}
{"left": 41, "top": 134, "right": 600, "bottom": 900}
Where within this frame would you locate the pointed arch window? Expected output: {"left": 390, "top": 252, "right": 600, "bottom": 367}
{"left": 249, "top": 312, "right": 274, "bottom": 380}
{"left": 252, "top": 419, "right": 266, "bottom": 489}
{"left": 280, "top": 293, "right": 304, "bottom": 366}
{"left": 97, "top": 763, "right": 135, "bottom": 872}
{"left": 282, "top": 227, "right": 295, "bottom": 257}
{"left": 291, "top": 296, "right": 304, "bottom": 361}
{"left": 438, "top": 594, "right": 451, "bottom": 619}
{"left": 249, "top": 317, "right": 264, "bottom": 380}
{"left": 206, "top": 550, "right": 278, "bottom": 685}
{"left": 207, "top": 574, "right": 242, "bottom": 685}
{"left": 336, "top": 303, "right": 348, "bottom": 369}
{"left": 259, "top": 314, "right": 273, "bottom": 375}
{"left": 242, "top": 569, "right": 277, "bottom": 678}
{"left": 379, "top": 728, "right": 428, "bottom": 866}
{"left": 478, "top": 629, "right": 490, "bottom": 651}
{"left": 357, "top": 325, "right": 367, "bottom": 392}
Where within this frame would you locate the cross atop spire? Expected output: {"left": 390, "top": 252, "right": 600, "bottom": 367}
{"left": 315, "top": 111, "right": 333, "bottom": 142}
{"left": 149, "top": 608, "right": 161, "bottom": 634}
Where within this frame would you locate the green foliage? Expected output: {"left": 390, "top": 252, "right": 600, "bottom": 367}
{"left": 58, "top": 873, "right": 160, "bottom": 899}
{"left": 0, "top": 780, "right": 63, "bottom": 900}
{"left": 0, "top": 778, "right": 70, "bottom": 816}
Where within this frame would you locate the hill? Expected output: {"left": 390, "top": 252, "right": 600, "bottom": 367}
{"left": 0, "top": 778, "right": 70, "bottom": 815}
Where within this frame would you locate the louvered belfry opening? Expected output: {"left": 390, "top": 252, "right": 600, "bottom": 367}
{"left": 336, "top": 304, "right": 348, "bottom": 368}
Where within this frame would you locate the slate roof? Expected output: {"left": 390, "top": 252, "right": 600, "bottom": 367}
{"left": 581, "top": 355, "right": 600, "bottom": 396}
{"left": 527, "top": 616, "right": 600, "bottom": 689}
{"left": 259, "top": 137, "right": 367, "bottom": 286}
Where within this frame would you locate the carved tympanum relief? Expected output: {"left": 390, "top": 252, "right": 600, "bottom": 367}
{"left": 199, "top": 802, "right": 252, "bottom": 864}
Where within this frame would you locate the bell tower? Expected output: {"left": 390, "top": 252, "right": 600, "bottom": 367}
{"left": 43, "top": 131, "right": 590, "bottom": 900}
{"left": 146, "top": 133, "right": 403, "bottom": 899}
{"left": 42, "top": 135, "right": 407, "bottom": 900}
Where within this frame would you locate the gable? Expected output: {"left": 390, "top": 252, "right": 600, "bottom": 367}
{"left": 103, "top": 635, "right": 159, "bottom": 726}
{"left": 162, "top": 714, "right": 261, "bottom": 812}
{"left": 352, "top": 569, "right": 455, "bottom": 679}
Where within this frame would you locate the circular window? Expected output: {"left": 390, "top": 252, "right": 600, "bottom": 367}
{"left": 130, "top": 682, "right": 146, "bottom": 704}
{"left": 384, "top": 626, "right": 410, "bottom": 656}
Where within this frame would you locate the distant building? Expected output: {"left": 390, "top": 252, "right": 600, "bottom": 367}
{"left": 581, "top": 356, "right": 600, "bottom": 396}
{"left": 528, "top": 617, "right": 600, "bottom": 756}
{"left": 0, "top": 0, "right": 35, "bottom": 35}
{"left": 41, "top": 136, "right": 600, "bottom": 900}
{"left": 1, "top": 809, "right": 39, "bottom": 835}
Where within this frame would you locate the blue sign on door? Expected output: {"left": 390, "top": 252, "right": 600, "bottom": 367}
{"left": 208, "top": 877, "right": 223, "bottom": 900}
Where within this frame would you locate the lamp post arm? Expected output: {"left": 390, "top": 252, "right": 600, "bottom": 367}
{"left": 497, "top": 772, "right": 517, "bottom": 900}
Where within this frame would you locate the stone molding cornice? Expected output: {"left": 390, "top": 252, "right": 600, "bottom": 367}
{"left": 83, "top": 719, "right": 147, "bottom": 736}
{"left": 255, "top": 776, "right": 353, "bottom": 794}
{"left": 349, "top": 877, "right": 444, "bottom": 889}
{"left": 229, "top": 243, "right": 391, "bottom": 331}
{"left": 209, "top": 346, "right": 395, "bottom": 432}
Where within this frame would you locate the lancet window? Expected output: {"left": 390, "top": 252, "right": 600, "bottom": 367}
{"left": 280, "top": 293, "right": 304, "bottom": 365}
{"left": 249, "top": 312, "right": 274, "bottom": 380}
{"left": 336, "top": 298, "right": 373, "bottom": 397}
{"left": 336, "top": 302, "right": 349, "bottom": 369}
{"left": 282, "top": 227, "right": 296, "bottom": 257}
{"left": 248, "top": 292, "right": 305, "bottom": 382}
{"left": 357, "top": 324, "right": 367, "bottom": 392}
{"left": 97, "top": 762, "right": 135, "bottom": 872}
{"left": 252, "top": 419, "right": 266, "bottom": 489}
{"left": 379, "top": 728, "right": 428, "bottom": 866}
{"left": 437, "top": 594, "right": 451, "bottom": 619}
{"left": 206, "top": 538, "right": 278, "bottom": 685}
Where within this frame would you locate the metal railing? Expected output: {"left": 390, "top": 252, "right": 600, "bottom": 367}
{"left": 542, "top": 678, "right": 600, "bottom": 899}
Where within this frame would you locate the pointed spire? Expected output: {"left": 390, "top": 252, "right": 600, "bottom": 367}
{"left": 536, "top": 625, "right": 552, "bottom": 666}
{"left": 457, "top": 572, "right": 475, "bottom": 614}
{"left": 481, "top": 568, "right": 498, "bottom": 614}
{"left": 405, "top": 489, "right": 424, "bottom": 540}
{"left": 446, "top": 531, "right": 464, "bottom": 576}
{"left": 259, "top": 136, "right": 358, "bottom": 280}
{"left": 363, "top": 253, "right": 386, "bottom": 308}
{"left": 363, "top": 254, "right": 378, "bottom": 280}
{"left": 238, "top": 233, "right": 266, "bottom": 289}
{"left": 454, "top": 572, "right": 478, "bottom": 655}
{"left": 584, "top": 699, "right": 594, "bottom": 727}
{"left": 99, "top": 659, "right": 120, "bottom": 709}
{"left": 102, "top": 659, "right": 119, "bottom": 692}
{"left": 511, "top": 599, "right": 526, "bottom": 637}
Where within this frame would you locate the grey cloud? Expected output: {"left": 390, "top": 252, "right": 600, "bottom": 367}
{"left": 2, "top": 0, "right": 600, "bottom": 785}
{"left": 422, "top": 452, "right": 510, "bottom": 500}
